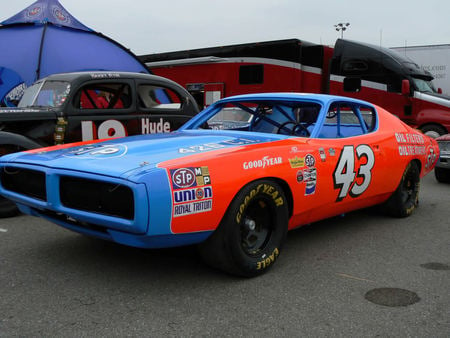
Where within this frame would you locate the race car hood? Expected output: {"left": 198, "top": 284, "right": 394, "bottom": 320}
{"left": 0, "top": 130, "right": 276, "bottom": 181}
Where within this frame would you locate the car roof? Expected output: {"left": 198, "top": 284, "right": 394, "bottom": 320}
{"left": 218, "top": 92, "right": 375, "bottom": 107}
{"left": 38, "top": 71, "right": 170, "bottom": 83}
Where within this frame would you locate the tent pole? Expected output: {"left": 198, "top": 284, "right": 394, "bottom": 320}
{"left": 36, "top": 22, "right": 49, "bottom": 81}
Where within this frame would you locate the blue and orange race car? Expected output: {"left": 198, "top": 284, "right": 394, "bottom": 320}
{"left": 0, "top": 93, "right": 439, "bottom": 276}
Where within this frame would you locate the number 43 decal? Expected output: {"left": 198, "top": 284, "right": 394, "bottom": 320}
{"left": 333, "top": 145, "right": 375, "bottom": 202}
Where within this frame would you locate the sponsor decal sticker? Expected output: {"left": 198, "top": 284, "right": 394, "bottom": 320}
{"left": 395, "top": 132, "right": 425, "bottom": 144}
{"left": 303, "top": 168, "right": 317, "bottom": 196}
{"left": 305, "top": 154, "right": 316, "bottom": 167}
{"left": 243, "top": 156, "right": 282, "bottom": 170}
{"left": 425, "top": 146, "right": 437, "bottom": 169}
{"left": 90, "top": 73, "right": 121, "bottom": 79}
{"left": 178, "top": 138, "right": 261, "bottom": 154}
{"left": 296, "top": 170, "right": 304, "bottom": 183}
{"left": 319, "top": 148, "right": 326, "bottom": 162}
{"left": 395, "top": 132, "right": 426, "bottom": 156}
{"left": 173, "top": 200, "right": 212, "bottom": 217}
{"left": 63, "top": 144, "right": 128, "bottom": 159}
{"left": 328, "top": 148, "right": 336, "bottom": 156}
{"left": 141, "top": 118, "right": 171, "bottom": 134}
{"left": 170, "top": 166, "right": 210, "bottom": 189}
{"left": 170, "top": 166, "right": 213, "bottom": 217}
{"left": 289, "top": 156, "right": 305, "bottom": 168}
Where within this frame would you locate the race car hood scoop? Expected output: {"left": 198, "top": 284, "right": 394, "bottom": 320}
{"left": 2, "top": 130, "right": 276, "bottom": 180}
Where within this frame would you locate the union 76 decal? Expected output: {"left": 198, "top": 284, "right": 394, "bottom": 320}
{"left": 333, "top": 145, "right": 375, "bottom": 202}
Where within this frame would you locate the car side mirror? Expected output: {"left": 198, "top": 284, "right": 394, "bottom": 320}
{"left": 437, "top": 88, "right": 443, "bottom": 94}
{"left": 401, "top": 79, "right": 410, "bottom": 96}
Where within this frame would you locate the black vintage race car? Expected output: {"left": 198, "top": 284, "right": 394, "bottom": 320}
{"left": 0, "top": 71, "right": 199, "bottom": 216}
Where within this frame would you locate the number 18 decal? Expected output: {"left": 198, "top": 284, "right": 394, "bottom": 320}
{"left": 333, "top": 145, "right": 375, "bottom": 202}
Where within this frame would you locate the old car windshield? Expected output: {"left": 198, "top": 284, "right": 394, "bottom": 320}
{"left": 198, "top": 101, "right": 322, "bottom": 137}
{"left": 18, "top": 80, "right": 71, "bottom": 108}
{"left": 412, "top": 77, "right": 437, "bottom": 93}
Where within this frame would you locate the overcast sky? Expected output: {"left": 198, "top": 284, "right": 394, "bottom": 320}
{"left": 3, "top": 0, "right": 450, "bottom": 55}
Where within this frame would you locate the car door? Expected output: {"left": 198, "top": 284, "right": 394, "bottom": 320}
{"left": 65, "top": 78, "right": 138, "bottom": 142}
{"left": 299, "top": 101, "right": 391, "bottom": 224}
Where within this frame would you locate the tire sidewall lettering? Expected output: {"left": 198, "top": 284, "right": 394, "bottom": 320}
{"left": 232, "top": 182, "right": 287, "bottom": 273}
{"left": 235, "top": 183, "right": 284, "bottom": 223}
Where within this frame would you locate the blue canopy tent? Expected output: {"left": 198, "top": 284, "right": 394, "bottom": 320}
{"left": 0, "top": 0, "right": 149, "bottom": 105}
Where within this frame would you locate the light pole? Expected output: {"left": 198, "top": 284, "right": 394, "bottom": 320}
{"left": 334, "top": 22, "right": 350, "bottom": 38}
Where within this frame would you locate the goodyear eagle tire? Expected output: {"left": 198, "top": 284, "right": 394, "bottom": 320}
{"left": 383, "top": 162, "right": 420, "bottom": 218}
{"left": 199, "top": 180, "right": 288, "bottom": 277}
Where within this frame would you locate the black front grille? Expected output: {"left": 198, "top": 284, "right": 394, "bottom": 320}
{"left": 1, "top": 167, "right": 46, "bottom": 201}
{"left": 60, "top": 176, "right": 134, "bottom": 220}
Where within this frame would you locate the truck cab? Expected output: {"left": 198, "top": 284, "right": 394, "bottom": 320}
{"left": 329, "top": 39, "right": 450, "bottom": 137}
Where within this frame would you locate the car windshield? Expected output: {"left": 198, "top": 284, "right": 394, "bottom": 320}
{"left": 412, "top": 77, "right": 437, "bottom": 94}
{"left": 193, "top": 100, "right": 322, "bottom": 137}
{"left": 18, "top": 80, "right": 71, "bottom": 108}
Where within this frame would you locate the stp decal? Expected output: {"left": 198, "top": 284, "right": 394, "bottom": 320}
{"left": 333, "top": 145, "right": 375, "bottom": 202}
{"left": 63, "top": 144, "right": 128, "bottom": 159}
{"left": 305, "top": 154, "right": 316, "bottom": 167}
{"left": 170, "top": 166, "right": 211, "bottom": 189}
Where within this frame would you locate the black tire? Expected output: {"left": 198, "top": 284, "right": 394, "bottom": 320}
{"left": 0, "top": 196, "right": 19, "bottom": 218}
{"left": 434, "top": 167, "right": 450, "bottom": 183}
{"left": 383, "top": 162, "right": 420, "bottom": 217}
{"left": 420, "top": 124, "right": 447, "bottom": 138}
{"left": 198, "top": 179, "right": 289, "bottom": 277}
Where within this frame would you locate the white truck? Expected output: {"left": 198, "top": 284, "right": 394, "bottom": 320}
{"left": 391, "top": 44, "right": 450, "bottom": 96}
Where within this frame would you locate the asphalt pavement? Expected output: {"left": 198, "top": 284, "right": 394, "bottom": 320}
{"left": 0, "top": 172, "right": 449, "bottom": 337}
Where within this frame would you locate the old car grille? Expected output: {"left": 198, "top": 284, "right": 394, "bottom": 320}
{"left": 0, "top": 167, "right": 46, "bottom": 201}
{"left": 59, "top": 176, "right": 134, "bottom": 220}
